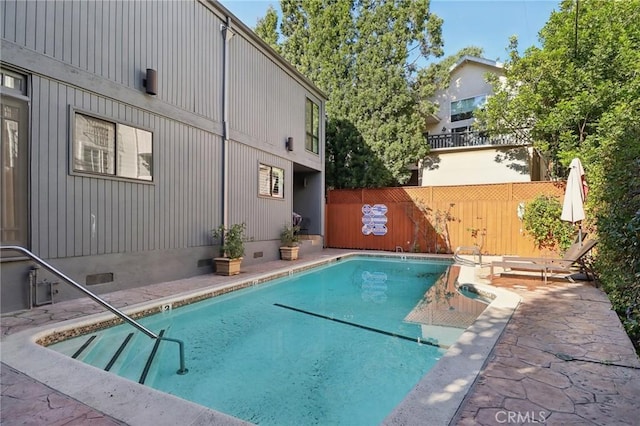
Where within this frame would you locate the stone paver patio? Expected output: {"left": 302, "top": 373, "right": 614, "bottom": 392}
{"left": 1, "top": 250, "right": 638, "bottom": 425}
{"left": 454, "top": 275, "right": 640, "bottom": 425}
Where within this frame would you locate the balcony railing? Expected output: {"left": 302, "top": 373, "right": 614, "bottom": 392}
{"left": 426, "top": 131, "right": 529, "bottom": 150}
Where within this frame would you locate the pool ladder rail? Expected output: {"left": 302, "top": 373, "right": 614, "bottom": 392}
{"left": 0, "top": 246, "right": 188, "bottom": 375}
{"left": 453, "top": 245, "right": 487, "bottom": 267}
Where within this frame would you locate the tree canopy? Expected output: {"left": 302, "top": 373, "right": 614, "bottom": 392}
{"left": 476, "top": 0, "right": 640, "bottom": 175}
{"left": 255, "top": 0, "right": 444, "bottom": 188}
{"left": 477, "top": 0, "right": 640, "bottom": 351}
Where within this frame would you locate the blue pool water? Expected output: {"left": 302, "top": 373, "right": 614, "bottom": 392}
{"left": 51, "top": 256, "right": 468, "bottom": 425}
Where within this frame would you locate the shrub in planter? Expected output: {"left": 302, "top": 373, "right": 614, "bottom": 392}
{"left": 279, "top": 223, "right": 300, "bottom": 261}
{"left": 211, "top": 223, "right": 246, "bottom": 275}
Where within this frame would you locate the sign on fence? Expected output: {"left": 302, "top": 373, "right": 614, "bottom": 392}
{"left": 362, "top": 204, "right": 388, "bottom": 236}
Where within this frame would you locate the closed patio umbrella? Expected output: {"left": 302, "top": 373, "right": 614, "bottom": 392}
{"left": 561, "top": 158, "right": 587, "bottom": 245}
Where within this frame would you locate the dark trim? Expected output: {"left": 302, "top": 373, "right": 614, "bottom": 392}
{"left": 71, "top": 335, "right": 97, "bottom": 359}
{"left": 1, "top": 42, "right": 224, "bottom": 137}
{"left": 273, "top": 303, "right": 448, "bottom": 349}
{"left": 68, "top": 106, "right": 156, "bottom": 185}
{"left": 427, "top": 130, "right": 530, "bottom": 150}
{"left": 139, "top": 329, "right": 165, "bottom": 384}
{"left": 0, "top": 78, "right": 31, "bottom": 249}
{"left": 105, "top": 333, "right": 134, "bottom": 371}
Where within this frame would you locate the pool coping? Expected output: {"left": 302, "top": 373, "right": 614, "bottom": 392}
{"left": 1, "top": 252, "right": 520, "bottom": 426}
{"left": 383, "top": 263, "right": 521, "bottom": 425}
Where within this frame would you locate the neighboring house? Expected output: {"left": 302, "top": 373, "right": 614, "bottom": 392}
{"left": 0, "top": 0, "right": 326, "bottom": 312}
{"left": 419, "top": 55, "right": 547, "bottom": 186}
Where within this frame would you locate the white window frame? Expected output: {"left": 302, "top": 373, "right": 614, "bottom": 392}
{"left": 258, "top": 163, "right": 284, "bottom": 199}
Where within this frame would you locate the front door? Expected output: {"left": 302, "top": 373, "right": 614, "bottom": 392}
{"left": 1, "top": 69, "right": 29, "bottom": 249}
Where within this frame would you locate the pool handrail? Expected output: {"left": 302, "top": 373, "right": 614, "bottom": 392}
{"left": 0, "top": 246, "right": 188, "bottom": 375}
{"left": 453, "top": 245, "right": 485, "bottom": 267}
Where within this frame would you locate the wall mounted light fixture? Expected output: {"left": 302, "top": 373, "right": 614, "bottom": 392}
{"left": 143, "top": 68, "right": 157, "bottom": 95}
{"left": 221, "top": 24, "right": 236, "bottom": 41}
{"left": 286, "top": 137, "right": 294, "bottom": 151}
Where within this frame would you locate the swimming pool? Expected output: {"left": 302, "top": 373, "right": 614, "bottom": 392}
{"left": 47, "top": 256, "right": 486, "bottom": 425}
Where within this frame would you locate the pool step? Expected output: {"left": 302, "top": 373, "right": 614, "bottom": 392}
{"left": 53, "top": 329, "right": 167, "bottom": 384}
{"left": 138, "top": 329, "right": 165, "bottom": 384}
{"left": 71, "top": 335, "right": 97, "bottom": 359}
{"left": 105, "top": 333, "right": 134, "bottom": 372}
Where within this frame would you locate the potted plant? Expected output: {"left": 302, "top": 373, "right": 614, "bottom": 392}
{"left": 279, "top": 223, "right": 300, "bottom": 261}
{"left": 211, "top": 223, "right": 246, "bottom": 275}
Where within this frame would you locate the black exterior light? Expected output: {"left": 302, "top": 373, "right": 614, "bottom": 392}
{"left": 144, "top": 68, "right": 157, "bottom": 95}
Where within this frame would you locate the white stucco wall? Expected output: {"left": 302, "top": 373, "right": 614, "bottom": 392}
{"left": 419, "top": 57, "right": 543, "bottom": 187}
{"left": 419, "top": 57, "right": 547, "bottom": 187}
{"left": 427, "top": 58, "right": 505, "bottom": 134}
{"left": 421, "top": 146, "right": 535, "bottom": 186}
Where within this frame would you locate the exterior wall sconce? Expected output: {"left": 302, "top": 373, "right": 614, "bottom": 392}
{"left": 221, "top": 24, "right": 236, "bottom": 41}
{"left": 144, "top": 68, "right": 157, "bottom": 95}
{"left": 286, "top": 137, "right": 294, "bottom": 151}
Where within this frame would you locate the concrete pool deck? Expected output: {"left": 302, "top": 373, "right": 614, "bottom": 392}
{"left": 453, "top": 273, "right": 640, "bottom": 426}
{"left": 2, "top": 249, "right": 639, "bottom": 425}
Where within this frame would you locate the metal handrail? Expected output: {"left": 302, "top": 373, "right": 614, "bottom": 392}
{"left": 1, "top": 246, "right": 187, "bottom": 375}
{"left": 426, "top": 130, "right": 530, "bottom": 150}
{"left": 453, "top": 245, "right": 485, "bottom": 267}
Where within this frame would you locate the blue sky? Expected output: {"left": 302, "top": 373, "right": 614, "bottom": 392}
{"left": 220, "top": 0, "right": 561, "bottom": 64}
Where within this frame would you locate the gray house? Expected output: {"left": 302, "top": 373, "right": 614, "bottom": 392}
{"left": 0, "top": 0, "right": 326, "bottom": 312}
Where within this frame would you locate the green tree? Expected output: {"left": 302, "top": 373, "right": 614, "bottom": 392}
{"left": 591, "top": 110, "right": 640, "bottom": 352}
{"left": 477, "top": 0, "right": 640, "bottom": 352}
{"left": 522, "top": 195, "right": 574, "bottom": 253}
{"left": 255, "top": 0, "right": 444, "bottom": 187}
{"left": 477, "top": 0, "right": 640, "bottom": 174}
{"left": 325, "top": 118, "right": 393, "bottom": 189}
{"left": 254, "top": 6, "right": 280, "bottom": 51}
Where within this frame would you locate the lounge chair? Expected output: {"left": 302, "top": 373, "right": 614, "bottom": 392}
{"left": 490, "top": 239, "right": 597, "bottom": 284}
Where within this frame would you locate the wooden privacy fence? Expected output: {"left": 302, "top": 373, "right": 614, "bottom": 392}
{"left": 325, "top": 182, "right": 566, "bottom": 257}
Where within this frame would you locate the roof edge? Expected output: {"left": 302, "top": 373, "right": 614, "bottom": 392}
{"left": 449, "top": 55, "right": 504, "bottom": 74}
{"left": 205, "top": 0, "right": 328, "bottom": 101}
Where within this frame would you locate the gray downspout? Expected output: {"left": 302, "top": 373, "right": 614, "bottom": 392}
{"left": 221, "top": 18, "right": 234, "bottom": 229}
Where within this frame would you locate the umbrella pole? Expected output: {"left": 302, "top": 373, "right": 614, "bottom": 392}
{"left": 578, "top": 223, "right": 582, "bottom": 246}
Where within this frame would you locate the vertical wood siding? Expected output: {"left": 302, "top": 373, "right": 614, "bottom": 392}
{"left": 30, "top": 76, "right": 222, "bottom": 259}
{"left": 229, "top": 36, "right": 306, "bottom": 150}
{"left": 228, "top": 142, "right": 292, "bottom": 242}
{"left": 4, "top": 0, "right": 324, "bottom": 260}
{"left": 326, "top": 182, "right": 567, "bottom": 257}
{"left": 1, "top": 0, "right": 222, "bottom": 119}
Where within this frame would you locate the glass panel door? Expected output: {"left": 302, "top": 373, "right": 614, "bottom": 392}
{"left": 1, "top": 95, "right": 29, "bottom": 247}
